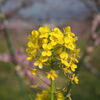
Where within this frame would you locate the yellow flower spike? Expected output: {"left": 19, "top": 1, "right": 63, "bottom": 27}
{"left": 26, "top": 25, "right": 79, "bottom": 87}
{"left": 47, "top": 70, "right": 58, "bottom": 80}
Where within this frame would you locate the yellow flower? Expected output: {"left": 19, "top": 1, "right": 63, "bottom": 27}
{"left": 42, "top": 38, "right": 48, "bottom": 44}
{"left": 32, "top": 30, "right": 39, "bottom": 38}
{"left": 74, "top": 76, "right": 79, "bottom": 84}
{"left": 64, "top": 37, "right": 76, "bottom": 50}
{"left": 29, "top": 68, "right": 37, "bottom": 75}
{"left": 56, "top": 92, "right": 65, "bottom": 100}
{"left": 39, "top": 25, "right": 50, "bottom": 33}
{"left": 63, "top": 67, "right": 71, "bottom": 74}
{"left": 39, "top": 25, "right": 50, "bottom": 39}
{"left": 72, "top": 74, "right": 79, "bottom": 84}
{"left": 42, "top": 43, "right": 52, "bottom": 56}
{"left": 27, "top": 55, "right": 33, "bottom": 61}
{"left": 39, "top": 32, "right": 49, "bottom": 38}
{"left": 49, "top": 28, "right": 64, "bottom": 46}
{"left": 35, "top": 91, "right": 49, "bottom": 100}
{"left": 35, "top": 89, "right": 65, "bottom": 100}
{"left": 70, "top": 64, "right": 77, "bottom": 72}
{"left": 60, "top": 52, "right": 68, "bottom": 60}
{"left": 49, "top": 32, "right": 58, "bottom": 46}
{"left": 61, "top": 60, "right": 70, "bottom": 67}
{"left": 47, "top": 70, "right": 58, "bottom": 80}
{"left": 35, "top": 89, "right": 50, "bottom": 100}
{"left": 64, "top": 26, "right": 71, "bottom": 33}
{"left": 64, "top": 26, "right": 75, "bottom": 37}
{"left": 34, "top": 60, "right": 43, "bottom": 69}
{"left": 60, "top": 52, "right": 70, "bottom": 67}
{"left": 34, "top": 56, "right": 48, "bottom": 68}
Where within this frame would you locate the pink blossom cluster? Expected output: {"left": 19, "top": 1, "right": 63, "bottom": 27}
{"left": 91, "top": 14, "right": 100, "bottom": 46}
{"left": 0, "top": 48, "right": 50, "bottom": 88}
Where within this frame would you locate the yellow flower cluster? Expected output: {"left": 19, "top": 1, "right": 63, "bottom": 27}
{"left": 35, "top": 88, "right": 65, "bottom": 100}
{"left": 26, "top": 25, "right": 79, "bottom": 83}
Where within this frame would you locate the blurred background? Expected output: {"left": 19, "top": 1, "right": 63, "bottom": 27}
{"left": 0, "top": 0, "right": 100, "bottom": 100}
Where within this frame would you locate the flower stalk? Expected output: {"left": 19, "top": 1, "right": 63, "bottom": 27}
{"left": 51, "top": 79, "right": 54, "bottom": 100}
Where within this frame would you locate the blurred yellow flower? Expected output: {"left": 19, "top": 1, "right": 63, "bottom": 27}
{"left": 47, "top": 70, "right": 58, "bottom": 80}
{"left": 30, "top": 68, "right": 37, "bottom": 75}
{"left": 56, "top": 92, "right": 65, "bottom": 100}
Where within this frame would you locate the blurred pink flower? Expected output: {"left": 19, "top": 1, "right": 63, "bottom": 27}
{"left": 0, "top": 48, "right": 49, "bottom": 88}
{"left": 92, "top": 14, "right": 100, "bottom": 32}
{"left": 0, "top": 53, "right": 11, "bottom": 62}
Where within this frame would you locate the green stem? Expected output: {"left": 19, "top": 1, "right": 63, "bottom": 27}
{"left": 51, "top": 79, "right": 54, "bottom": 100}
{"left": 64, "top": 81, "right": 72, "bottom": 97}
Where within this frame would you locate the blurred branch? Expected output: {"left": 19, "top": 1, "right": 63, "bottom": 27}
{"left": 64, "top": 12, "right": 100, "bottom": 97}
{"left": 1, "top": 0, "right": 33, "bottom": 19}
{"left": 79, "top": 0, "right": 98, "bottom": 13}
{"left": 0, "top": 1, "right": 28, "bottom": 100}
{"left": 93, "top": 0, "right": 100, "bottom": 11}
{"left": 84, "top": 59, "right": 100, "bottom": 79}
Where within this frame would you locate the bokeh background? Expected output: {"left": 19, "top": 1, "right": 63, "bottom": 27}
{"left": 0, "top": 0, "right": 100, "bottom": 100}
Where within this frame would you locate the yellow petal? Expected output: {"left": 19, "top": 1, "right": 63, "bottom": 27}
{"left": 42, "top": 51, "right": 47, "bottom": 56}
{"left": 27, "top": 56, "right": 32, "bottom": 61}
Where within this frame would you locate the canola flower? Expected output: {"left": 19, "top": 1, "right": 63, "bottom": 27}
{"left": 26, "top": 25, "right": 80, "bottom": 100}
{"left": 47, "top": 70, "right": 58, "bottom": 80}
{"left": 35, "top": 87, "right": 65, "bottom": 100}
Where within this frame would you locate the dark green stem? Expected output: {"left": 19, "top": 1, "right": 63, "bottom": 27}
{"left": 51, "top": 79, "right": 54, "bottom": 100}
